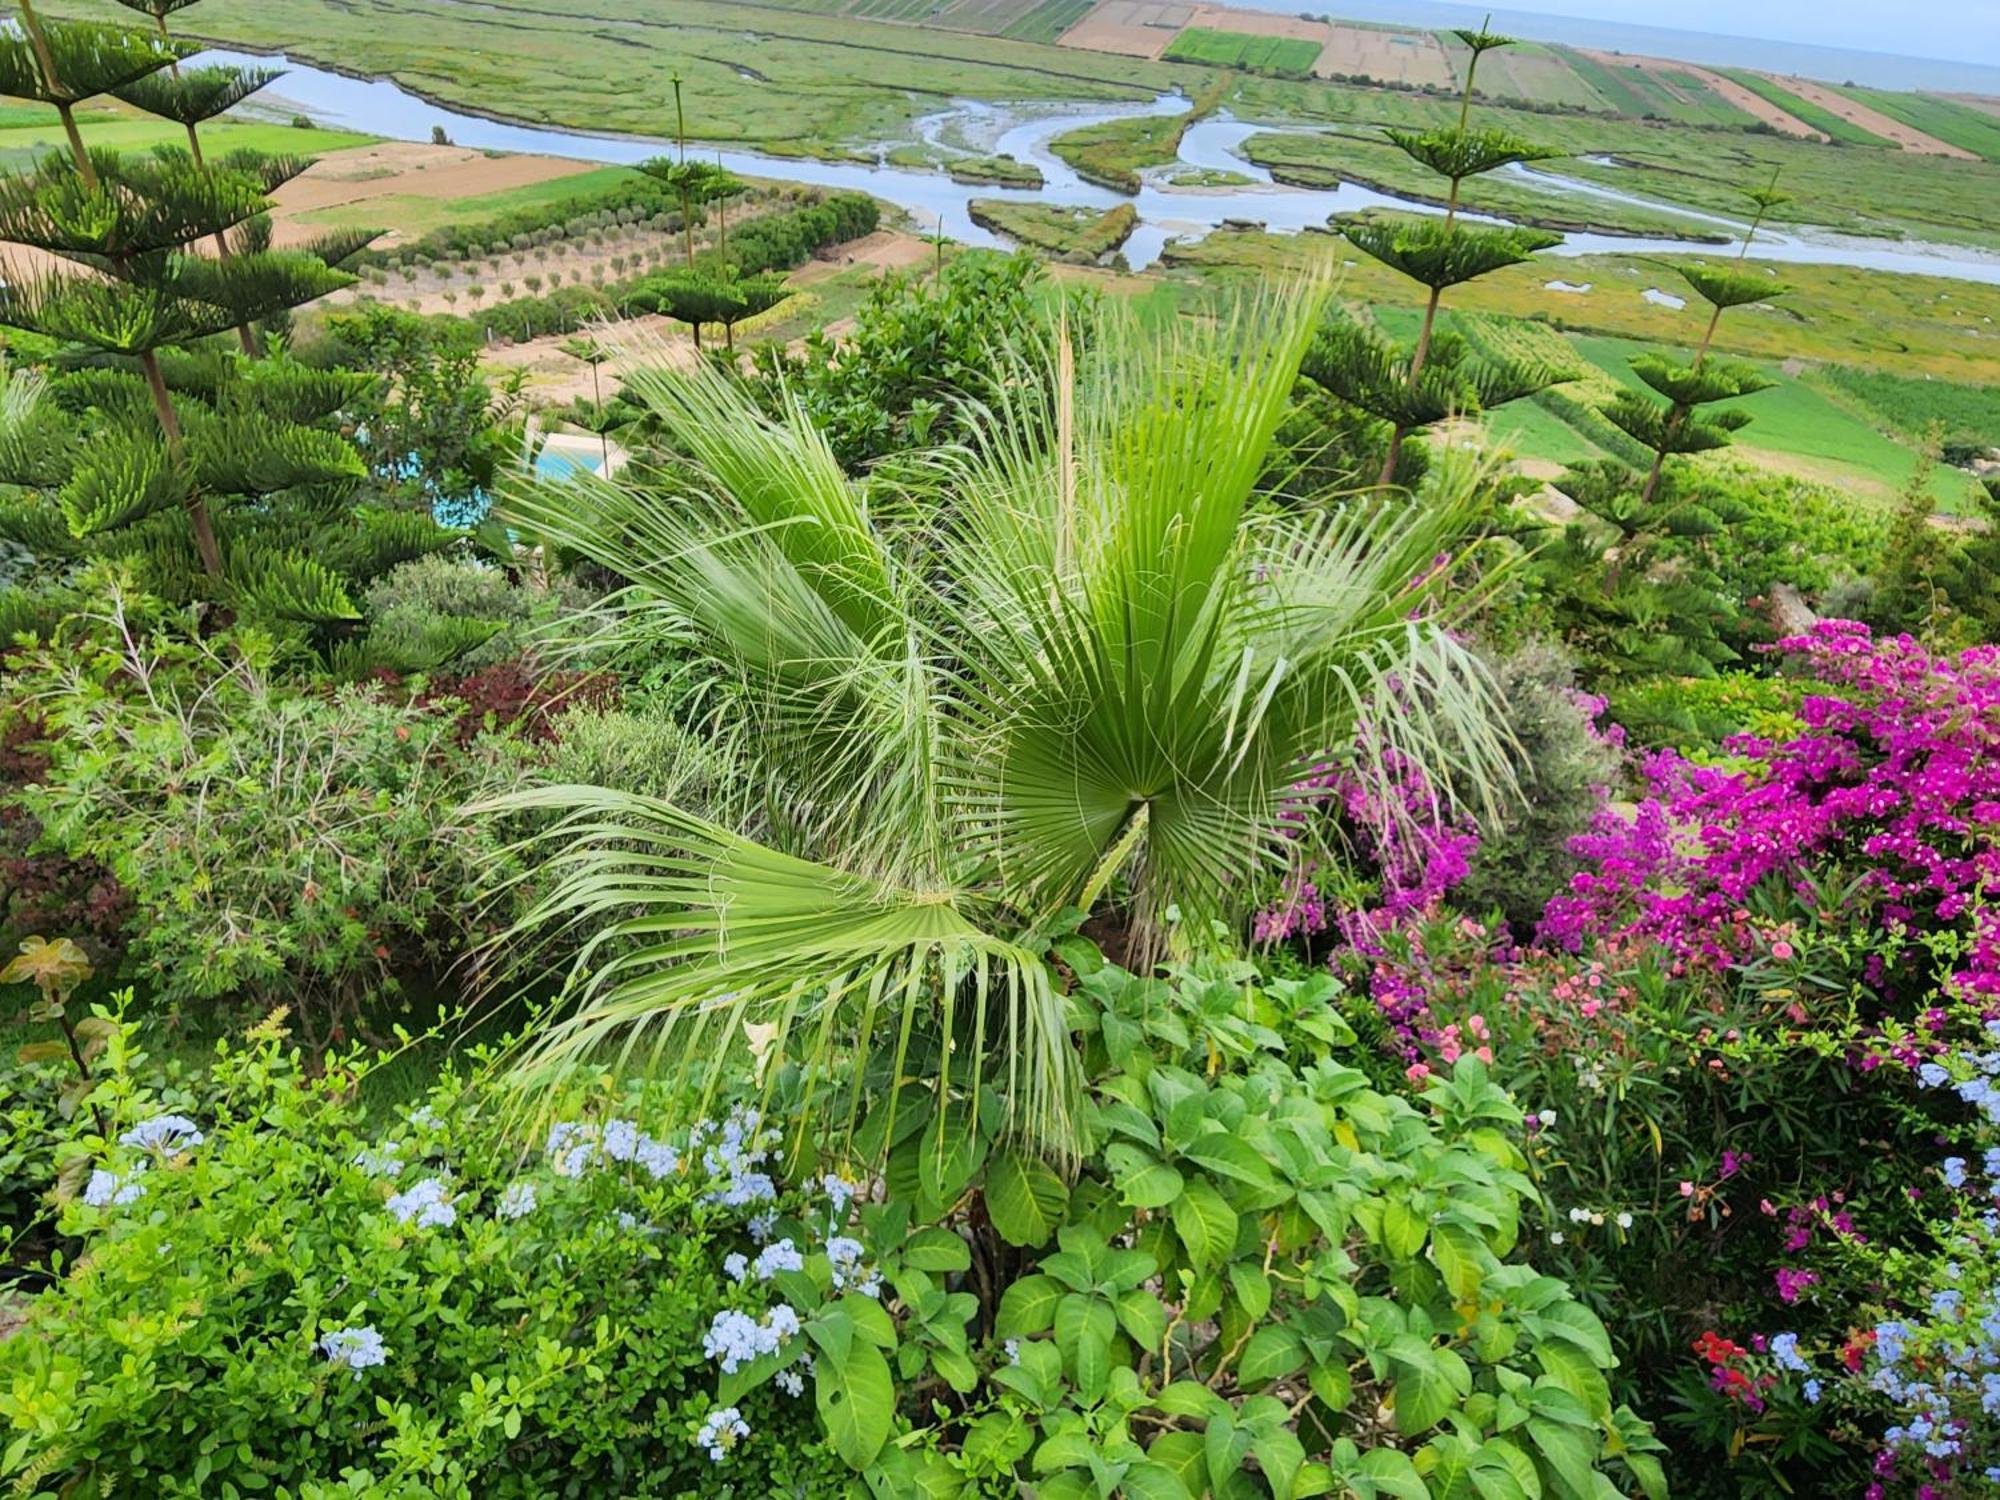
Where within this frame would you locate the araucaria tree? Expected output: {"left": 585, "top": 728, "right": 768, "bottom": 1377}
{"left": 1599, "top": 182, "right": 1791, "bottom": 501}
{"left": 0, "top": 3, "right": 448, "bottom": 626}
{"left": 1304, "top": 20, "right": 1573, "bottom": 486}
{"left": 486, "top": 280, "right": 1515, "bottom": 1147}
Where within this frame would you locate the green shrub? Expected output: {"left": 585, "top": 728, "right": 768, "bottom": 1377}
{"left": 4, "top": 585, "right": 534, "bottom": 1035}
{"left": 3, "top": 953, "right": 1663, "bottom": 1499}
{"left": 0, "top": 1013, "right": 847, "bottom": 1498}
{"left": 1451, "top": 643, "right": 1622, "bottom": 932}
{"left": 363, "top": 554, "right": 597, "bottom": 672}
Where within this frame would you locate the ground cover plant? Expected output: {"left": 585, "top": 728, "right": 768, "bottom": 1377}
{"left": 1162, "top": 28, "right": 1320, "bottom": 80}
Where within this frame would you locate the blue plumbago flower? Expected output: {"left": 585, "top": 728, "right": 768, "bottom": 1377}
{"left": 602, "top": 1119, "right": 640, "bottom": 1163}
{"left": 546, "top": 1122, "right": 600, "bottom": 1179}
{"left": 82, "top": 1166, "right": 145, "bottom": 1208}
{"left": 1803, "top": 1378, "right": 1823, "bottom": 1404}
{"left": 826, "top": 1235, "right": 881, "bottom": 1298}
{"left": 385, "top": 1177, "right": 456, "bottom": 1229}
{"left": 351, "top": 1145, "right": 405, "bottom": 1180}
{"left": 747, "top": 1209, "right": 778, "bottom": 1243}
{"left": 1921, "top": 1063, "right": 1953, "bottom": 1089}
{"left": 319, "top": 1325, "right": 388, "bottom": 1377}
{"left": 406, "top": 1106, "right": 441, "bottom": 1132}
{"left": 753, "top": 1239, "right": 804, "bottom": 1280}
{"left": 547, "top": 1119, "right": 681, "bottom": 1181}
{"left": 1004, "top": 1339, "right": 1021, "bottom": 1366}
{"left": 635, "top": 1135, "right": 680, "bottom": 1180}
{"left": 1985, "top": 1147, "right": 2000, "bottom": 1180}
{"left": 1770, "top": 1332, "right": 1809, "bottom": 1373}
{"left": 695, "top": 1406, "right": 749, "bottom": 1463}
{"left": 775, "top": 1367, "right": 805, "bottom": 1398}
{"left": 496, "top": 1181, "right": 537, "bottom": 1221}
{"left": 1943, "top": 1157, "right": 1970, "bottom": 1190}
{"left": 119, "top": 1114, "right": 204, "bottom": 1154}
{"left": 723, "top": 1252, "right": 749, "bottom": 1283}
{"left": 822, "top": 1174, "right": 859, "bottom": 1222}
{"left": 701, "top": 1306, "right": 802, "bottom": 1373}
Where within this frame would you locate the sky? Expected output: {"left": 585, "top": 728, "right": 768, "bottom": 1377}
{"left": 1498, "top": 0, "right": 2000, "bottom": 68}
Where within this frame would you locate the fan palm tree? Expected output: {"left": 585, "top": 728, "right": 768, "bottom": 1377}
{"left": 484, "top": 277, "right": 1514, "bottom": 1150}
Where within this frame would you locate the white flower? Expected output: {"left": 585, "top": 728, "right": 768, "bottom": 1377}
{"left": 1615, "top": 1211, "right": 1634, "bottom": 1229}
{"left": 83, "top": 1166, "right": 145, "bottom": 1208}
{"left": 496, "top": 1181, "right": 538, "bottom": 1221}
{"left": 1004, "top": 1339, "right": 1021, "bottom": 1366}
{"left": 385, "top": 1176, "right": 456, "bottom": 1229}
{"left": 696, "top": 1405, "right": 750, "bottom": 1462}
{"left": 320, "top": 1325, "right": 387, "bottom": 1377}
{"left": 1550, "top": 1231, "right": 1565, "bottom": 1245}
{"left": 1537, "top": 1109, "right": 1558, "bottom": 1127}
{"left": 120, "top": 1114, "right": 204, "bottom": 1154}
{"left": 352, "top": 1145, "right": 404, "bottom": 1180}
{"left": 1568, "top": 1207, "right": 1589, "bottom": 1224}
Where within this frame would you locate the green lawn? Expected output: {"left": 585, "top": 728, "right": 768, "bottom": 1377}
{"left": 1566, "top": 333, "right": 1981, "bottom": 508}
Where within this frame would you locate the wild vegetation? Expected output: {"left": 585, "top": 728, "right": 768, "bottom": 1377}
{"left": 3, "top": 0, "right": 2000, "bottom": 1496}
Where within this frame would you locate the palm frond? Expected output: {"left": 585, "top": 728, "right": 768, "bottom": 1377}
{"left": 479, "top": 785, "right": 1080, "bottom": 1150}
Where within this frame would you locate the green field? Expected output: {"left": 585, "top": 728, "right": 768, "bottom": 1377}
{"left": 1565, "top": 333, "right": 1981, "bottom": 507}
{"left": 0, "top": 111, "right": 373, "bottom": 173}
{"left": 1163, "top": 27, "right": 1320, "bottom": 79}
{"left": 1717, "top": 71, "right": 1896, "bottom": 146}
{"left": 1558, "top": 51, "right": 1753, "bottom": 127}
{"left": 1830, "top": 86, "right": 2000, "bottom": 162}
{"left": 293, "top": 164, "right": 648, "bottom": 237}
{"left": 1818, "top": 365, "right": 2000, "bottom": 448}
{"left": 40, "top": 0, "right": 1181, "bottom": 158}
{"left": 967, "top": 198, "right": 1136, "bottom": 258}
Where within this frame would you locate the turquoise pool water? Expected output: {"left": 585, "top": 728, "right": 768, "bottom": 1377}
{"left": 535, "top": 449, "right": 601, "bottom": 482}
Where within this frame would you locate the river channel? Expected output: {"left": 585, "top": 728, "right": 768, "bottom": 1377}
{"left": 204, "top": 49, "right": 2000, "bottom": 286}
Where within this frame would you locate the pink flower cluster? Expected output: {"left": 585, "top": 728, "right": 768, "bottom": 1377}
{"left": 1542, "top": 622, "right": 2000, "bottom": 1003}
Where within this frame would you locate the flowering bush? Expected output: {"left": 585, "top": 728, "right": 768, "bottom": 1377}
{"left": 1544, "top": 621, "right": 2000, "bottom": 1004}
{"left": 0, "top": 1012, "right": 848, "bottom": 1497}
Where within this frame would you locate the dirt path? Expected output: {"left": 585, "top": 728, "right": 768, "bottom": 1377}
{"left": 484, "top": 312, "right": 702, "bottom": 405}
{"left": 1578, "top": 52, "right": 1823, "bottom": 139}
{"left": 270, "top": 142, "right": 600, "bottom": 248}
{"left": 787, "top": 228, "right": 934, "bottom": 284}
{"left": 1765, "top": 76, "right": 1976, "bottom": 157}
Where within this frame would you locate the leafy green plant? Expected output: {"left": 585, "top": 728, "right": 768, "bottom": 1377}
{"left": 4, "top": 580, "right": 535, "bottom": 1039}
{"left": 487, "top": 280, "right": 1516, "bottom": 1148}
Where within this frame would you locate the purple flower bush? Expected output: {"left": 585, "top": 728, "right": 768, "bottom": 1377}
{"left": 1257, "top": 622, "right": 2000, "bottom": 1493}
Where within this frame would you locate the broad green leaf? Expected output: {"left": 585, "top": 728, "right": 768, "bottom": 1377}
{"left": 1625, "top": 1452, "right": 1666, "bottom": 1500}
{"left": 1171, "top": 1179, "right": 1238, "bottom": 1271}
{"left": 817, "top": 1336, "right": 895, "bottom": 1470}
{"left": 904, "top": 1227, "right": 972, "bottom": 1272}
{"left": 1358, "top": 1447, "right": 1431, "bottom": 1500}
{"left": 1106, "top": 1143, "right": 1184, "bottom": 1209}
{"left": 1431, "top": 1221, "right": 1487, "bottom": 1305}
{"left": 1121, "top": 1461, "right": 1194, "bottom": 1500}
{"left": 1525, "top": 1418, "right": 1598, "bottom": 1500}
{"left": 986, "top": 1148, "right": 1070, "bottom": 1247}
{"left": 1228, "top": 1264, "right": 1273, "bottom": 1322}
{"left": 1239, "top": 1326, "right": 1307, "bottom": 1387}
{"left": 1253, "top": 1429, "right": 1306, "bottom": 1500}
{"left": 997, "top": 1275, "right": 1062, "bottom": 1337}
{"left": 1156, "top": 1381, "right": 1228, "bottom": 1419}
{"left": 1382, "top": 1197, "right": 1428, "bottom": 1258}
{"left": 1116, "top": 1287, "right": 1170, "bottom": 1349}
{"left": 1535, "top": 1342, "right": 1611, "bottom": 1423}
{"left": 920, "top": 1103, "right": 988, "bottom": 1209}
{"left": 1389, "top": 1342, "right": 1456, "bottom": 1436}
{"left": 1181, "top": 1131, "right": 1275, "bottom": 1187}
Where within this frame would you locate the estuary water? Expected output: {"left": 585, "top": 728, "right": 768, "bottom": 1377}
{"left": 202, "top": 48, "right": 2000, "bottom": 286}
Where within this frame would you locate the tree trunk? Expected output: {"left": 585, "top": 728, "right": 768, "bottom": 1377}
{"left": 56, "top": 105, "right": 96, "bottom": 188}
{"left": 1378, "top": 425, "right": 1406, "bottom": 489}
{"left": 141, "top": 350, "right": 224, "bottom": 579}
{"left": 1410, "top": 285, "right": 1443, "bottom": 382}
